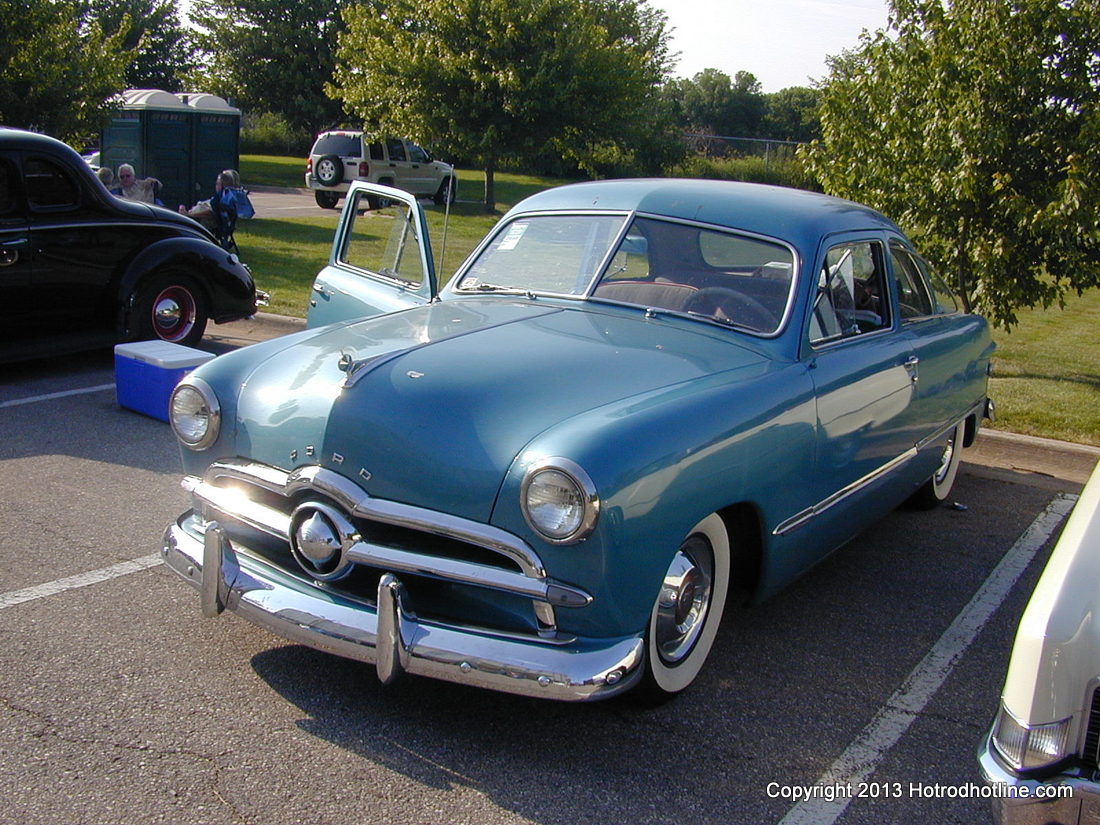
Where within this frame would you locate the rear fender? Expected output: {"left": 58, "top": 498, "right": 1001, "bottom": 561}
{"left": 118, "top": 237, "right": 256, "bottom": 333}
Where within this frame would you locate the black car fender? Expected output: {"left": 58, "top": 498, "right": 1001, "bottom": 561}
{"left": 118, "top": 236, "right": 257, "bottom": 331}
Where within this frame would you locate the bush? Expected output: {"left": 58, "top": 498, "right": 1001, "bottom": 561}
{"left": 240, "top": 112, "right": 311, "bottom": 156}
{"left": 670, "top": 153, "right": 821, "bottom": 191}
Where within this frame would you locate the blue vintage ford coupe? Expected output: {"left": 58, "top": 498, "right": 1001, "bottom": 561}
{"left": 163, "top": 179, "right": 994, "bottom": 701}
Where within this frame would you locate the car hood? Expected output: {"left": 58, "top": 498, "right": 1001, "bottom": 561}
{"left": 234, "top": 298, "right": 768, "bottom": 521}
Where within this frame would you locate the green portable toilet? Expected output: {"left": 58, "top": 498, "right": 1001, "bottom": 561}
{"left": 100, "top": 89, "right": 241, "bottom": 209}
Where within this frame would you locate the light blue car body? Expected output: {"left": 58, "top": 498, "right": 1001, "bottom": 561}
{"left": 164, "top": 179, "right": 994, "bottom": 700}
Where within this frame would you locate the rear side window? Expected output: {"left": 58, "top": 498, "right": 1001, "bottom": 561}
{"left": 385, "top": 138, "right": 407, "bottom": 162}
{"left": 0, "top": 158, "right": 19, "bottom": 216}
{"left": 24, "top": 157, "right": 78, "bottom": 210}
{"left": 889, "top": 244, "right": 935, "bottom": 318}
{"left": 313, "top": 134, "right": 362, "bottom": 157}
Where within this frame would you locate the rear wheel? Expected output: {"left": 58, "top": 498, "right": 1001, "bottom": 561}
{"left": 909, "top": 420, "right": 965, "bottom": 509}
{"left": 314, "top": 190, "right": 340, "bottom": 209}
{"left": 133, "top": 272, "right": 208, "bottom": 347}
{"left": 637, "top": 513, "right": 730, "bottom": 700}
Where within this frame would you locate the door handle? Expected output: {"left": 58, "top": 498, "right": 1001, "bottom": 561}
{"left": 903, "top": 355, "right": 920, "bottom": 383}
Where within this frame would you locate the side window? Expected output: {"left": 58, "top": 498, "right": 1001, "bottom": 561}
{"left": 368, "top": 141, "right": 384, "bottom": 161}
{"left": 385, "top": 138, "right": 407, "bottom": 162}
{"left": 810, "top": 241, "right": 891, "bottom": 345}
{"left": 889, "top": 243, "right": 935, "bottom": 318}
{"left": 338, "top": 190, "right": 424, "bottom": 287}
{"left": 0, "top": 158, "right": 20, "bottom": 217}
{"left": 24, "top": 157, "right": 79, "bottom": 211}
{"left": 407, "top": 142, "right": 429, "bottom": 163}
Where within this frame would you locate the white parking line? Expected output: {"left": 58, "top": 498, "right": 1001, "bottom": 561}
{"left": 779, "top": 492, "right": 1078, "bottom": 825}
{"left": 0, "top": 383, "right": 115, "bottom": 409}
{"left": 0, "top": 553, "right": 162, "bottom": 610}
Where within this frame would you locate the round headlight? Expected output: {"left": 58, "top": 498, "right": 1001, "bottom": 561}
{"left": 521, "top": 458, "right": 599, "bottom": 544}
{"left": 170, "top": 378, "right": 220, "bottom": 450}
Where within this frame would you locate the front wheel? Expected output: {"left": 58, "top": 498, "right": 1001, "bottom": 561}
{"left": 132, "top": 272, "right": 209, "bottom": 347}
{"left": 909, "top": 420, "right": 965, "bottom": 509}
{"left": 638, "top": 513, "right": 730, "bottom": 700}
{"left": 434, "top": 177, "right": 456, "bottom": 206}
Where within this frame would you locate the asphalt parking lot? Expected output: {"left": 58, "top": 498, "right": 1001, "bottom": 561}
{"left": 1, "top": 314, "right": 1096, "bottom": 825}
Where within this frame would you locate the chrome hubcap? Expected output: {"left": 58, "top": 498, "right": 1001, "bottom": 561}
{"left": 935, "top": 433, "right": 956, "bottom": 484}
{"left": 654, "top": 536, "right": 714, "bottom": 665}
{"left": 152, "top": 286, "right": 196, "bottom": 341}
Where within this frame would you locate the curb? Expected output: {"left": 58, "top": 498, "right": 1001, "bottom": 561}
{"left": 248, "top": 184, "right": 311, "bottom": 195}
{"left": 253, "top": 311, "right": 306, "bottom": 332}
{"left": 977, "top": 428, "right": 1100, "bottom": 458}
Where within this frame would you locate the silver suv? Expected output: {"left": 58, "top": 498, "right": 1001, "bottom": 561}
{"left": 305, "top": 131, "right": 455, "bottom": 209}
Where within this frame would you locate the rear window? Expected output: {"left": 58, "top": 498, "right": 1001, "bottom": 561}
{"left": 312, "top": 134, "right": 362, "bottom": 157}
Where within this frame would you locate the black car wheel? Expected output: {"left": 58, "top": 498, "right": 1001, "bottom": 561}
{"left": 315, "top": 154, "right": 344, "bottom": 187}
{"left": 134, "top": 272, "right": 209, "bottom": 347}
{"left": 315, "top": 190, "right": 340, "bottom": 209}
{"left": 434, "top": 177, "right": 456, "bottom": 206}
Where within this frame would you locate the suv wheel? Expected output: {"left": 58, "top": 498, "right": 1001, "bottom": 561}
{"left": 434, "top": 177, "right": 456, "bottom": 206}
{"left": 315, "top": 191, "right": 340, "bottom": 209}
{"left": 315, "top": 154, "right": 343, "bottom": 187}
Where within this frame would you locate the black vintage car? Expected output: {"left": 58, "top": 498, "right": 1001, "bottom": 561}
{"left": 0, "top": 128, "right": 262, "bottom": 359}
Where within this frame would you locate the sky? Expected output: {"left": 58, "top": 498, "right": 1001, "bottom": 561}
{"left": 654, "top": 0, "right": 890, "bottom": 92}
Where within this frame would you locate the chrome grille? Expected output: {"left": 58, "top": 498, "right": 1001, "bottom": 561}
{"left": 184, "top": 460, "right": 590, "bottom": 639}
{"left": 1083, "top": 688, "right": 1100, "bottom": 768}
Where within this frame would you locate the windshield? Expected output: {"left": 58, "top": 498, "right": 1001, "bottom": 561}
{"left": 455, "top": 213, "right": 795, "bottom": 335}
{"left": 456, "top": 214, "right": 628, "bottom": 295}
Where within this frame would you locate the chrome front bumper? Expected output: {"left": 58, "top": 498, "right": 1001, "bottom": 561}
{"left": 978, "top": 734, "right": 1100, "bottom": 824}
{"left": 162, "top": 517, "right": 644, "bottom": 701}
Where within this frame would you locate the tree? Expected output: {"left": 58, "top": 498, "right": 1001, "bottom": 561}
{"left": 0, "top": 0, "right": 130, "bottom": 143}
{"left": 331, "top": 0, "right": 675, "bottom": 210}
{"left": 188, "top": 0, "right": 349, "bottom": 134}
{"left": 673, "top": 68, "right": 766, "bottom": 139}
{"left": 802, "top": 0, "right": 1100, "bottom": 327}
{"left": 82, "top": 0, "right": 196, "bottom": 92}
{"left": 762, "top": 86, "right": 819, "bottom": 143}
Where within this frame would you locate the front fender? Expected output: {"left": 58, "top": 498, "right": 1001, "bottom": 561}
{"left": 491, "top": 360, "right": 818, "bottom": 638}
{"left": 118, "top": 236, "right": 256, "bottom": 331}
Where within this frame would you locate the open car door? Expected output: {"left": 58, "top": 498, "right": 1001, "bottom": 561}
{"left": 306, "top": 181, "right": 437, "bottom": 328}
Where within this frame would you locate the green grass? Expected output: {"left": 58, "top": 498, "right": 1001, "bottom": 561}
{"left": 237, "top": 155, "right": 1100, "bottom": 446}
{"left": 987, "top": 289, "right": 1100, "bottom": 446}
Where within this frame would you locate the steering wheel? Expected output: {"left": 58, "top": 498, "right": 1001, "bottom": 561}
{"left": 683, "top": 286, "right": 776, "bottom": 331}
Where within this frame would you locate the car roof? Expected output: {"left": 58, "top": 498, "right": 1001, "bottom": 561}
{"left": 505, "top": 179, "right": 903, "bottom": 248}
{"left": 0, "top": 127, "right": 80, "bottom": 154}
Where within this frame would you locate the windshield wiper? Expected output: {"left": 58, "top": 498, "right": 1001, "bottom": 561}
{"left": 685, "top": 310, "right": 756, "bottom": 333}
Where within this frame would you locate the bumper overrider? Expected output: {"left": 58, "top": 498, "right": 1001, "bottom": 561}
{"left": 978, "top": 732, "right": 1100, "bottom": 824}
{"left": 161, "top": 461, "right": 644, "bottom": 701}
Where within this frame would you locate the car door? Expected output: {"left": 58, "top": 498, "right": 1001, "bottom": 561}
{"left": 801, "top": 234, "right": 921, "bottom": 535}
{"left": 306, "top": 181, "right": 438, "bottom": 328}
{"left": 382, "top": 137, "right": 412, "bottom": 191}
{"left": 403, "top": 141, "right": 435, "bottom": 195}
{"left": 889, "top": 239, "right": 991, "bottom": 444}
{"left": 0, "top": 153, "right": 32, "bottom": 328}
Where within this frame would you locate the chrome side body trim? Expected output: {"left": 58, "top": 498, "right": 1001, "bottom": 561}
{"left": 773, "top": 448, "right": 918, "bottom": 536}
{"left": 163, "top": 519, "right": 643, "bottom": 701}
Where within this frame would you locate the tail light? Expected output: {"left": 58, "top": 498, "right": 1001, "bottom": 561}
{"left": 306, "top": 157, "right": 313, "bottom": 174}
{"left": 358, "top": 161, "right": 369, "bottom": 178}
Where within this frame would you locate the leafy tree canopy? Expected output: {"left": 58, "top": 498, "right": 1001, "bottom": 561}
{"left": 803, "top": 0, "right": 1100, "bottom": 327}
{"left": 667, "top": 68, "right": 767, "bottom": 138}
{"left": 0, "top": 0, "right": 130, "bottom": 143}
{"left": 762, "top": 86, "right": 819, "bottom": 143}
{"left": 331, "top": 0, "right": 675, "bottom": 209}
{"left": 189, "top": 0, "right": 349, "bottom": 135}
{"left": 81, "top": 0, "right": 197, "bottom": 92}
